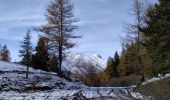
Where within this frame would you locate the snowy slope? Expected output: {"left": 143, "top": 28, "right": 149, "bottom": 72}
{"left": 0, "top": 60, "right": 152, "bottom": 100}
{"left": 62, "top": 53, "right": 106, "bottom": 75}
{"left": 0, "top": 60, "right": 86, "bottom": 92}
{"left": 131, "top": 74, "right": 170, "bottom": 88}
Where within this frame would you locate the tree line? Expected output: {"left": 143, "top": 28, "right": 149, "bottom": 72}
{"left": 1, "top": 0, "right": 169, "bottom": 86}
{"left": 119, "top": 0, "right": 170, "bottom": 78}
{"left": 76, "top": 0, "right": 170, "bottom": 86}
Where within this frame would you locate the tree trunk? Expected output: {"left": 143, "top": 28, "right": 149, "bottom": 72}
{"left": 26, "top": 66, "right": 29, "bottom": 79}
{"left": 136, "top": 0, "right": 145, "bottom": 82}
{"left": 59, "top": 0, "right": 63, "bottom": 76}
{"left": 59, "top": 46, "right": 62, "bottom": 74}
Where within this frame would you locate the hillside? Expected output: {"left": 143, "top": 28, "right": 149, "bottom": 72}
{"left": 135, "top": 76, "right": 170, "bottom": 100}
{"left": 0, "top": 60, "right": 151, "bottom": 100}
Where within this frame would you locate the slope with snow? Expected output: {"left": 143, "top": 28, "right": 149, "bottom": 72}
{"left": 130, "top": 73, "right": 170, "bottom": 88}
{"left": 142, "top": 74, "right": 170, "bottom": 85}
{"left": 0, "top": 60, "right": 85, "bottom": 92}
{"left": 62, "top": 53, "right": 106, "bottom": 75}
{"left": 0, "top": 60, "right": 152, "bottom": 100}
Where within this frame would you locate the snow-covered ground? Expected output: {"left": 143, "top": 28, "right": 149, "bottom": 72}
{"left": 0, "top": 60, "right": 152, "bottom": 100}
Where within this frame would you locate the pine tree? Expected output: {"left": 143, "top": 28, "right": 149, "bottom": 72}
{"left": 38, "top": 0, "right": 80, "bottom": 76}
{"left": 1, "top": 45, "right": 11, "bottom": 62}
{"left": 141, "top": 0, "right": 170, "bottom": 75}
{"left": 19, "top": 29, "right": 32, "bottom": 79}
{"left": 113, "top": 51, "right": 119, "bottom": 77}
{"left": 32, "top": 36, "right": 49, "bottom": 71}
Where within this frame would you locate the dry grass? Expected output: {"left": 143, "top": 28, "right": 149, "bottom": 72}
{"left": 135, "top": 77, "right": 170, "bottom": 100}
{"left": 100, "top": 75, "right": 141, "bottom": 87}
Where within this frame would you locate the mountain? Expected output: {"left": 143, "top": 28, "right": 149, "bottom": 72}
{"left": 62, "top": 53, "right": 106, "bottom": 75}
{"left": 0, "top": 60, "right": 151, "bottom": 99}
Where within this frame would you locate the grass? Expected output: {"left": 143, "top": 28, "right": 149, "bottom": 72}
{"left": 135, "top": 77, "right": 170, "bottom": 100}
{"left": 100, "top": 75, "right": 141, "bottom": 87}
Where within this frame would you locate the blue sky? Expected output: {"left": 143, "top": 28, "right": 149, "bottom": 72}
{"left": 0, "top": 0, "right": 157, "bottom": 61}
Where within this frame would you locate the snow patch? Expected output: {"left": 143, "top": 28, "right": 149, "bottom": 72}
{"left": 142, "top": 73, "right": 170, "bottom": 85}
{"left": 131, "top": 92, "right": 144, "bottom": 99}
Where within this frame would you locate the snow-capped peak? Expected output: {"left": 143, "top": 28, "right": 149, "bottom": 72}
{"left": 62, "top": 53, "right": 106, "bottom": 75}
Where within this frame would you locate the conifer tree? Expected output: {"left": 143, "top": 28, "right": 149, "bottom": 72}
{"left": 38, "top": 0, "right": 80, "bottom": 76}
{"left": 1, "top": 45, "right": 11, "bottom": 62}
{"left": 141, "top": 0, "right": 170, "bottom": 75}
{"left": 19, "top": 29, "right": 32, "bottom": 79}
{"left": 105, "top": 57, "right": 114, "bottom": 79}
{"left": 123, "top": 0, "right": 145, "bottom": 81}
{"left": 32, "top": 36, "right": 49, "bottom": 71}
{"left": 113, "top": 51, "right": 119, "bottom": 77}
{"left": 118, "top": 54, "right": 126, "bottom": 76}
{"left": 118, "top": 43, "right": 127, "bottom": 76}
{"left": 118, "top": 42, "right": 141, "bottom": 76}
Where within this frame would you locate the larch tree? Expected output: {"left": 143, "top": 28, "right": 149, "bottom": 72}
{"left": 1, "top": 45, "right": 11, "bottom": 62}
{"left": 19, "top": 29, "right": 32, "bottom": 79}
{"left": 105, "top": 57, "right": 114, "bottom": 79}
{"left": 48, "top": 55, "right": 59, "bottom": 73}
{"left": 79, "top": 62, "right": 99, "bottom": 86}
{"left": 118, "top": 43, "right": 127, "bottom": 76}
{"left": 38, "top": 0, "right": 80, "bottom": 76}
{"left": 118, "top": 43, "right": 139, "bottom": 76}
{"left": 123, "top": 0, "right": 145, "bottom": 81}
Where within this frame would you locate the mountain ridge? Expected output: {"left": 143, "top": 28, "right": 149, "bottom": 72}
{"left": 62, "top": 53, "right": 106, "bottom": 75}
